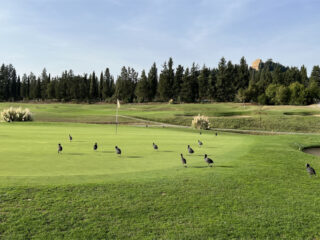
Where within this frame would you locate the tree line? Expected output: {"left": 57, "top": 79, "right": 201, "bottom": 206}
{"left": 0, "top": 57, "right": 320, "bottom": 105}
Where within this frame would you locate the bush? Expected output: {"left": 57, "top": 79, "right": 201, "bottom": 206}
{"left": 191, "top": 114, "right": 210, "bottom": 130}
{"left": 1, "top": 107, "right": 33, "bottom": 122}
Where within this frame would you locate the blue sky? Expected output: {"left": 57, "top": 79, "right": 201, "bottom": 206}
{"left": 0, "top": 0, "right": 319, "bottom": 77}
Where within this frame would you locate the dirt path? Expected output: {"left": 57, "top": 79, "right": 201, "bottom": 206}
{"left": 118, "top": 115, "right": 320, "bottom": 135}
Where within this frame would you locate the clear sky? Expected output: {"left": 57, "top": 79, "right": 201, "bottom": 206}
{"left": 0, "top": 0, "right": 319, "bottom": 77}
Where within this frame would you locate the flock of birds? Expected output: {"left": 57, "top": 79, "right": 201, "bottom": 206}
{"left": 57, "top": 133, "right": 215, "bottom": 167}
{"left": 58, "top": 133, "right": 317, "bottom": 174}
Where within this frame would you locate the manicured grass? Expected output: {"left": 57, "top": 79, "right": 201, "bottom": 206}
{"left": 1, "top": 103, "right": 320, "bottom": 239}
{"left": 1, "top": 121, "right": 320, "bottom": 239}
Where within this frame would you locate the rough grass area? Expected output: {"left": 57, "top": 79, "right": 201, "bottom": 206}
{"left": 1, "top": 102, "right": 320, "bottom": 132}
{"left": 1, "top": 122, "right": 320, "bottom": 239}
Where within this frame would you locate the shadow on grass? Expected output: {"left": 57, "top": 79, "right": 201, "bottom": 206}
{"left": 127, "top": 156, "right": 142, "bottom": 159}
{"left": 216, "top": 165, "right": 234, "bottom": 168}
{"left": 101, "top": 151, "right": 114, "bottom": 153}
{"left": 161, "top": 150, "right": 174, "bottom": 153}
{"left": 65, "top": 153, "right": 85, "bottom": 156}
{"left": 191, "top": 166, "right": 210, "bottom": 168}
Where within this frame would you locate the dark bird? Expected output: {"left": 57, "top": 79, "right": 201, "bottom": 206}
{"left": 180, "top": 153, "right": 187, "bottom": 167}
{"left": 215, "top": 132, "right": 218, "bottom": 136}
{"left": 198, "top": 140, "right": 203, "bottom": 147}
{"left": 58, "top": 143, "right": 63, "bottom": 154}
{"left": 69, "top": 134, "right": 72, "bottom": 142}
{"left": 200, "top": 131, "right": 202, "bottom": 135}
{"left": 204, "top": 154, "right": 213, "bottom": 167}
{"left": 94, "top": 142, "right": 98, "bottom": 151}
{"left": 115, "top": 146, "right": 121, "bottom": 156}
{"left": 188, "top": 145, "right": 194, "bottom": 154}
{"left": 306, "top": 163, "right": 316, "bottom": 176}
{"left": 153, "top": 142, "right": 158, "bottom": 150}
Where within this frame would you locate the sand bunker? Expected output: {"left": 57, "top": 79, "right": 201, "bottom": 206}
{"left": 303, "top": 147, "right": 320, "bottom": 157}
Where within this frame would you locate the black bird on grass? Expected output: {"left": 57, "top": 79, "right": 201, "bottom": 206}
{"left": 153, "top": 142, "right": 158, "bottom": 150}
{"left": 94, "top": 142, "right": 98, "bottom": 151}
{"left": 306, "top": 163, "right": 316, "bottom": 176}
{"left": 215, "top": 132, "right": 218, "bottom": 136}
{"left": 58, "top": 143, "right": 63, "bottom": 154}
{"left": 115, "top": 146, "right": 121, "bottom": 156}
{"left": 69, "top": 134, "right": 72, "bottom": 142}
{"left": 180, "top": 153, "right": 187, "bottom": 167}
{"left": 198, "top": 140, "right": 203, "bottom": 147}
{"left": 204, "top": 154, "right": 213, "bottom": 167}
{"left": 187, "top": 145, "right": 194, "bottom": 154}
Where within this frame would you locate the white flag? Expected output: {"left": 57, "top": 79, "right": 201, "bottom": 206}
{"left": 117, "top": 99, "right": 120, "bottom": 109}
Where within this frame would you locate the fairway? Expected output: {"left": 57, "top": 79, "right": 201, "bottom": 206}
{"left": 2, "top": 105, "right": 320, "bottom": 239}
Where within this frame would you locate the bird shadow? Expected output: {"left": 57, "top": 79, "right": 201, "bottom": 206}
{"left": 191, "top": 166, "right": 210, "bottom": 168}
{"left": 101, "top": 151, "right": 114, "bottom": 153}
{"left": 127, "top": 156, "right": 142, "bottom": 158}
{"left": 65, "top": 153, "right": 85, "bottom": 156}
{"left": 216, "top": 165, "right": 234, "bottom": 168}
{"left": 161, "top": 150, "right": 174, "bottom": 153}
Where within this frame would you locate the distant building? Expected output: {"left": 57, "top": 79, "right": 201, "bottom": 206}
{"left": 251, "top": 59, "right": 262, "bottom": 71}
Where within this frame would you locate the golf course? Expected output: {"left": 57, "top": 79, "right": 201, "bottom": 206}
{"left": 0, "top": 103, "right": 320, "bottom": 239}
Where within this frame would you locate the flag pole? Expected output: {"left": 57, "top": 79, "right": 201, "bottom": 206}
{"left": 116, "top": 99, "right": 120, "bottom": 135}
{"left": 116, "top": 104, "right": 118, "bottom": 135}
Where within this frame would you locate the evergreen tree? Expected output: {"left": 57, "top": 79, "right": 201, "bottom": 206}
{"left": 234, "top": 57, "right": 249, "bottom": 91}
{"left": 190, "top": 63, "right": 199, "bottom": 101}
{"left": 208, "top": 70, "right": 217, "bottom": 100}
{"left": 172, "top": 65, "right": 184, "bottom": 101}
{"left": 216, "top": 58, "right": 235, "bottom": 101}
{"left": 300, "top": 65, "right": 309, "bottom": 87}
{"left": 158, "top": 58, "right": 174, "bottom": 101}
{"left": 135, "top": 70, "right": 149, "bottom": 102}
{"left": 102, "top": 68, "right": 114, "bottom": 99}
{"left": 147, "top": 63, "right": 158, "bottom": 101}
{"left": 198, "top": 65, "right": 210, "bottom": 101}
{"left": 40, "top": 68, "right": 49, "bottom": 99}
{"left": 310, "top": 65, "right": 320, "bottom": 87}
{"left": 114, "top": 66, "right": 137, "bottom": 102}
{"left": 180, "top": 68, "right": 194, "bottom": 102}
{"left": 89, "top": 71, "right": 98, "bottom": 99}
{"left": 99, "top": 72, "right": 104, "bottom": 100}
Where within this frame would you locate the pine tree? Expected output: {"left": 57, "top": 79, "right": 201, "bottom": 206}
{"left": 234, "top": 57, "right": 249, "bottom": 91}
{"left": 310, "top": 65, "right": 320, "bottom": 87}
{"left": 99, "top": 72, "right": 104, "bottom": 100}
{"left": 147, "top": 63, "right": 158, "bottom": 101}
{"left": 190, "top": 63, "right": 199, "bottom": 101}
{"left": 198, "top": 65, "right": 210, "bottom": 101}
{"left": 215, "top": 57, "right": 227, "bottom": 102}
{"left": 102, "top": 68, "right": 114, "bottom": 99}
{"left": 158, "top": 58, "right": 174, "bottom": 101}
{"left": 89, "top": 71, "right": 98, "bottom": 99}
{"left": 300, "top": 65, "right": 309, "bottom": 87}
{"left": 41, "top": 68, "right": 49, "bottom": 99}
{"left": 114, "top": 67, "right": 137, "bottom": 102}
{"left": 173, "top": 65, "right": 184, "bottom": 101}
{"left": 180, "top": 68, "right": 194, "bottom": 102}
{"left": 135, "top": 70, "right": 149, "bottom": 102}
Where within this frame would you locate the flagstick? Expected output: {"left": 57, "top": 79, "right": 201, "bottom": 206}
{"left": 116, "top": 104, "right": 118, "bottom": 135}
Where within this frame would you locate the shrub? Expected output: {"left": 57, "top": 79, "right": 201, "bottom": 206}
{"left": 191, "top": 114, "right": 210, "bottom": 130}
{"left": 1, "top": 107, "right": 33, "bottom": 122}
